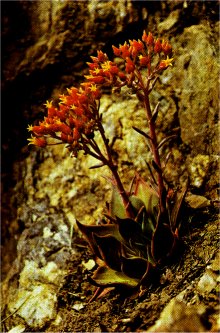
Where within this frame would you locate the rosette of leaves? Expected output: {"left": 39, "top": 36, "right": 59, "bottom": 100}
{"left": 77, "top": 175, "right": 186, "bottom": 289}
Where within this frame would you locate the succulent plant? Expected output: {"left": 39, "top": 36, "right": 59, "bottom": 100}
{"left": 76, "top": 175, "right": 186, "bottom": 290}
{"left": 27, "top": 30, "right": 187, "bottom": 297}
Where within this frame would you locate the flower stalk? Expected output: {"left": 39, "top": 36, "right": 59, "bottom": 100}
{"left": 96, "top": 119, "right": 135, "bottom": 218}
{"left": 143, "top": 90, "right": 167, "bottom": 215}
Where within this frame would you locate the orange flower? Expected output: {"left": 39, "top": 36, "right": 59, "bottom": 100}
{"left": 28, "top": 30, "right": 174, "bottom": 159}
{"left": 44, "top": 100, "right": 53, "bottom": 108}
{"left": 59, "top": 94, "right": 68, "bottom": 104}
{"left": 27, "top": 136, "right": 47, "bottom": 147}
{"left": 158, "top": 56, "right": 174, "bottom": 70}
{"left": 92, "top": 68, "right": 102, "bottom": 75}
{"left": 27, "top": 124, "right": 34, "bottom": 132}
{"left": 101, "top": 61, "right": 113, "bottom": 72}
{"left": 89, "top": 84, "right": 102, "bottom": 99}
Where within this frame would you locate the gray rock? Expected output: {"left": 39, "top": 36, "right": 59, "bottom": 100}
{"left": 2, "top": 209, "right": 76, "bottom": 330}
{"left": 148, "top": 298, "right": 207, "bottom": 332}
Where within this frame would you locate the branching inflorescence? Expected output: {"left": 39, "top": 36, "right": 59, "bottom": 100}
{"left": 28, "top": 31, "right": 186, "bottom": 297}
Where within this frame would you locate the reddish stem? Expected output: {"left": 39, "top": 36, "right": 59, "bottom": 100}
{"left": 134, "top": 70, "right": 167, "bottom": 214}
{"left": 96, "top": 119, "right": 134, "bottom": 219}
{"left": 143, "top": 92, "right": 167, "bottom": 214}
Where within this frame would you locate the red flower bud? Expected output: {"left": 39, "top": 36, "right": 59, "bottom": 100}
{"left": 143, "top": 32, "right": 154, "bottom": 46}
{"left": 61, "top": 132, "right": 68, "bottom": 142}
{"left": 142, "top": 30, "right": 148, "bottom": 43}
{"left": 86, "top": 62, "right": 99, "bottom": 70}
{"left": 97, "top": 50, "right": 108, "bottom": 62}
{"left": 61, "top": 133, "right": 76, "bottom": 144}
{"left": 131, "top": 39, "right": 144, "bottom": 52}
{"left": 35, "top": 137, "right": 47, "bottom": 147}
{"left": 67, "top": 136, "right": 74, "bottom": 144}
{"left": 68, "top": 117, "right": 76, "bottom": 128}
{"left": 112, "top": 45, "right": 121, "bottom": 57}
{"left": 120, "top": 42, "right": 130, "bottom": 59}
{"left": 125, "top": 57, "right": 135, "bottom": 74}
{"left": 118, "top": 71, "right": 127, "bottom": 81}
{"left": 28, "top": 136, "right": 47, "bottom": 147}
{"left": 90, "top": 56, "right": 99, "bottom": 63}
{"left": 91, "top": 89, "right": 102, "bottom": 100}
{"left": 32, "top": 125, "right": 48, "bottom": 135}
{"left": 161, "top": 41, "right": 172, "bottom": 55}
{"left": 109, "top": 65, "right": 119, "bottom": 75}
{"left": 75, "top": 119, "right": 84, "bottom": 130}
{"left": 74, "top": 107, "right": 84, "bottom": 116}
{"left": 73, "top": 128, "right": 81, "bottom": 140}
{"left": 57, "top": 110, "right": 67, "bottom": 122}
{"left": 78, "top": 94, "right": 88, "bottom": 104}
{"left": 154, "top": 39, "right": 162, "bottom": 53}
{"left": 85, "top": 75, "right": 105, "bottom": 84}
{"left": 49, "top": 124, "right": 61, "bottom": 132}
{"left": 48, "top": 107, "right": 57, "bottom": 118}
{"left": 67, "top": 87, "right": 78, "bottom": 98}
{"left": 139, "top": 55, "right": 150, "bottom": 67}
{"left": 59, "top": 123, "right": 72, "bottom": 135}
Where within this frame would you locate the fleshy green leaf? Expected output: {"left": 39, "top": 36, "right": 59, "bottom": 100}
{"left": 93, "top": 234, "right": 122, "bottom": 271}
{"left": 129, "top": 195, "right": 145, "bottom": 213}
{"left": 122, "top": 257, "right": 148, "bottom": 279}
{"left": 110, "top": 186, "right": 127, "bottom": 219}
{"left": 169, "top": 186, "right": 188, "bottom": 232}
{"left": 92, "top": 266, "right": 139, "bottom": 287}
{"left": 117, "top": 218, "right": 146, "bottom": 243}
{"left": 140, "top": 209, "right": 156, "bottom": 238}
{"left": 134, "top": 176, "right": 159, "bottom": 215}
{"left": 146, "top": 244, "right": 156, "bottom": 265}
{"left": 117, "top": 218, "right": 148, "bottom": 257}
{"left": 76, "top": 220, "right": 123, "bottom": 258}
{"left": 151, "top": 220, "right": 175, "bottom": 263}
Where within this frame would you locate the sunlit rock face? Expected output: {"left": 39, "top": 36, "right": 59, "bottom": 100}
{"left": 2, "top": 1, "right": 219, "bottom": 331}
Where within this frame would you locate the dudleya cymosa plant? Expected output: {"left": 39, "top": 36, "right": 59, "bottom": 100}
{"left": 28, "top": 31, "right": 187, "bottom": 297}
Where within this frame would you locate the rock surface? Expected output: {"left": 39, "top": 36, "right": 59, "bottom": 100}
{"left": 148, "top": 251, "right": 220, "bottom": 332}
{"left": 2, "top": 208, "right": 75, "bottom": 329}
{"left": 2, "top": 0, "right": 219, "bottom": 331}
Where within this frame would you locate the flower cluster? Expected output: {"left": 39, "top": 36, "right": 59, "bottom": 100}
{"left": 28, "top": 31, "right": 173, "bottom": 155}
{"left": 28, "top": 83, "right": 102, "bottom": 154}
{"left": 85, "top": 31, "right": 173, "bottom": 90}
{"left": 28, "top": 31, "right": 173, "bottom": 154}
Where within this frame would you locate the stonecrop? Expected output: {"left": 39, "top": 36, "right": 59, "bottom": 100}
{"left": 28, "top": 31, "right": 186, "bottom": 298}
{"left": 28, "top": 31, "right": 173, "bottom": 154}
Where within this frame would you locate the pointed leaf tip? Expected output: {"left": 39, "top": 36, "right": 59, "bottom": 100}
{"left": 92, "top": 266, "right": 139, "bottom": 288}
